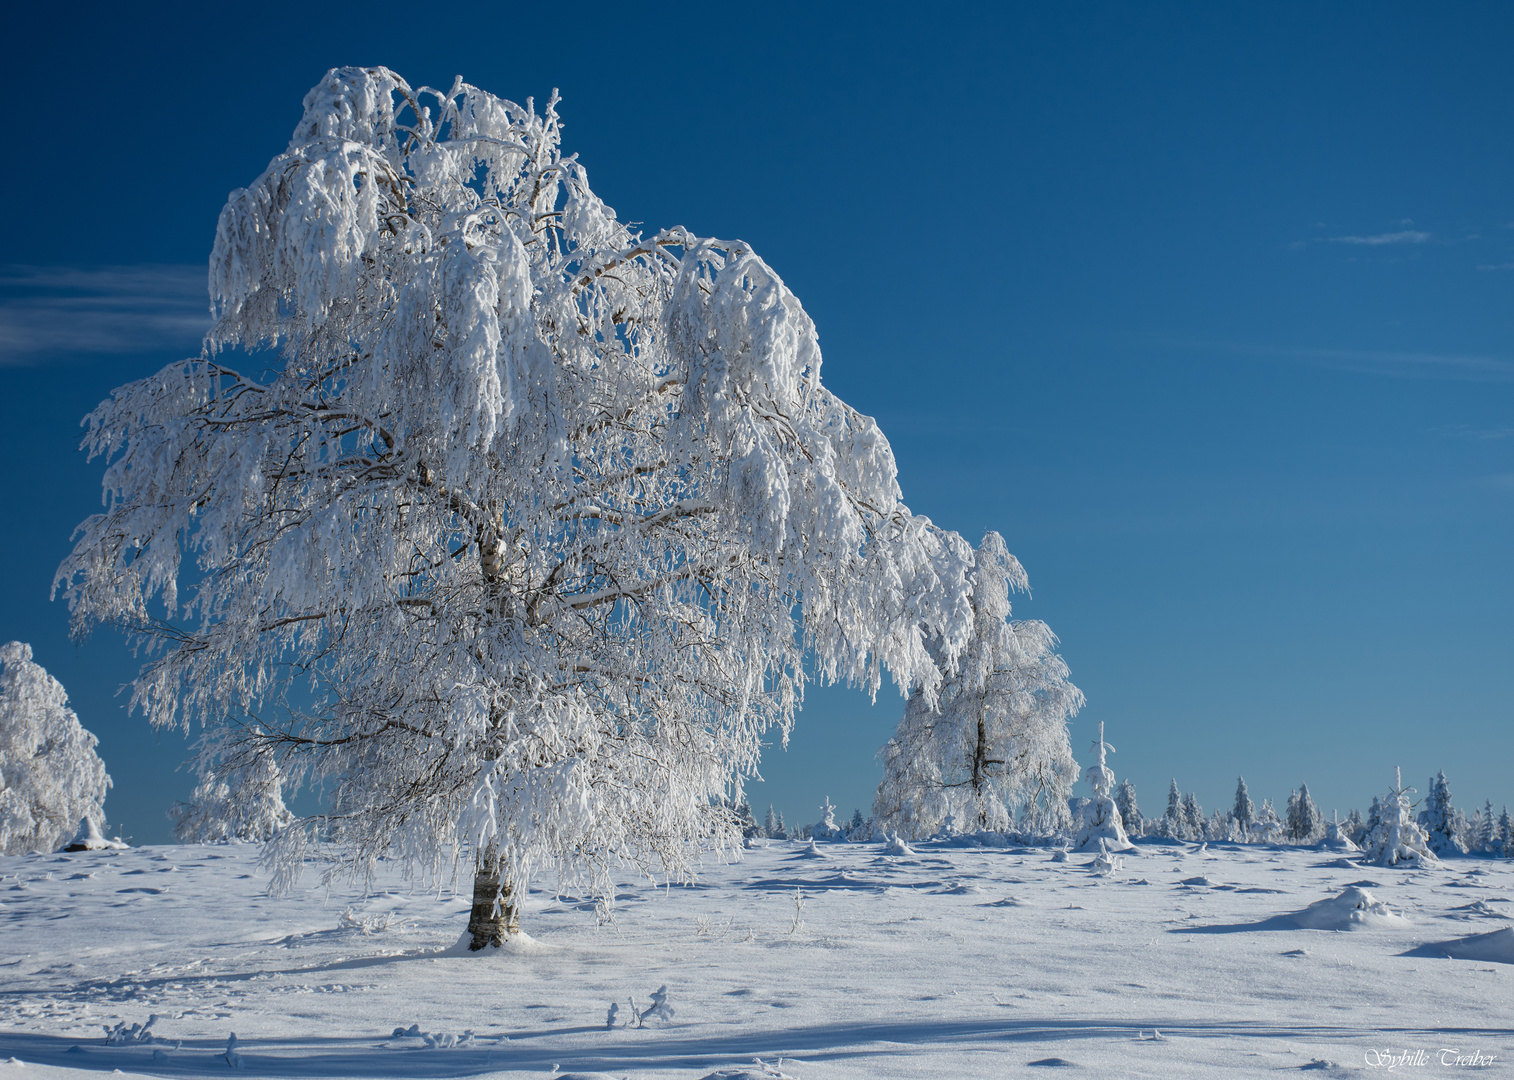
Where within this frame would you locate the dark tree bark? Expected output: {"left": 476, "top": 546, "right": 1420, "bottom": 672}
{"left": 466, "top": 845, "right": 520, "bottom": 949}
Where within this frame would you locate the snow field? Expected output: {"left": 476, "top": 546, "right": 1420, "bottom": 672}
{"left": 1, "top": 840, "right": 1511, "bottom": 1078}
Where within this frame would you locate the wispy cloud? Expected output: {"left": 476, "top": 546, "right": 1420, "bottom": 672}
{"left": 0, "top": 265, "right": 210, "bottom": 364}
{"left": 1161, "top": 338, "right": 1514, "bottom": 382}
{"left": 1328, "top": 230, "right": 1432, "bottom": 246}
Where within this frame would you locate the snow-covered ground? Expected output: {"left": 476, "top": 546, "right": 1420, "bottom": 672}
{"left": 1, "top": 839, "right": 1510, "bottom": 1078}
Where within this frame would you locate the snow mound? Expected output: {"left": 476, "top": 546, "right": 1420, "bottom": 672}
{"left": 882, "top": 834, "right": 914, "bottom": 856}
{"left": 1422, "top": 925, "right": 1514, "bottom": 964}
{"left": 62, "top": 818, "right": 127, "bottom": 852}
{"left": 792, "top": 839, "right": 829, "bottom": 859}
{"left": 441, "top": 929, "right": 550, "bottom": 956}
{"left": 1179, "top": 876, "right": 1214, "bottom": 887}
{"left": 1289, "top": 887, "right": 1407, "bottom": 930}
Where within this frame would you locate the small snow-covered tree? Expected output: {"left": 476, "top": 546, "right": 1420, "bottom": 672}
{"left": 1418, "top": 771, "right": 1465, "bottom": 857}
{"left": 0, "top": 643, "right": 112, "bottom": 855}
{"left": 1252, "top": 798, "right": 1283, "bottom": 844}
{"left": 1477, "top": 800, "right": 1497, "bottom": 853}
{"left": 170, "top": 743, "right": 295, "bottom": 842}
{"left": 1345, "top": 807, "right": 1365, "bottom": 846}
{"left": 1073, "top": 723, "right": 1133, "bottom": 852}
{"left": 1364, "top": 795, "right": 1384, "bottom": 842}
{"left": 1232, "top": 777, "right": 1255, "bottom": 840}
{"left": 873, "top": 533, "right": 1081, "bottom": 839}
{"left": 1159, "top": 779, "right": 1182, "bottom": 839}
{"left": 1361, "top": 768, "right": 1437, "bottom": 868}
{"left": 1285, "top": 783, "right": 1321, "bottom": 844}
{"left": 811, "top": 797, "right": 845, "bottom": 841}
{"left": 56, "top": 68, "right": 994, "bottom": 947}
{"left": 763, "top": 805, "right": 779, "bottom": 838}
{"left": 1497, "top": 807, "right": 1513, "bottom": 859}
{"left": 1113, "top": 778, "right": 1139, "bottom": 837}
{"left": 1181, "top": 791, "right": 1204, "bottom": 841}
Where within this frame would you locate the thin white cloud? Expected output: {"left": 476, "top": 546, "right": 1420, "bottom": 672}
{"left": 1328, "top": 230, "right": 1432, "bottom": 246}
{"left": 0, "top": 265, "right": 210, "bottom": 363}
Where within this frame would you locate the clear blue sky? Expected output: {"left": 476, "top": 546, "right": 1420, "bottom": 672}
{"left": 2, "top": 2, "right": 1511, "bottom": 842}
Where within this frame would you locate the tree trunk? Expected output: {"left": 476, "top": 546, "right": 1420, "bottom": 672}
{"left": 466, "top": 845, "right": 520, "bottom": 949}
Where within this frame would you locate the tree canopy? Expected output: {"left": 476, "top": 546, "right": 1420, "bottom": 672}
{"left": 56, "top": 68, "right": 996, "bottom": 907}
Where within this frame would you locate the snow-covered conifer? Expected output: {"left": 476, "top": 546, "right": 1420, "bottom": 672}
{"left": 1113, "top": 779, "right": 1139, "bottom": 838}
{"left": 1252, "top": 798, "right": 1283, "bottom": 844}
{"left": 1477, "top": 800, "right": 1497, "bottom": 853}
{"left": 1232, "top": 777, "right": 1255, "bottom": 840}
{"left": 1285, "top": 783, "right": 1321, "bottom": 845}
{"left": 1321, "top": 810, "right": 1358, "bottom": 851}
{"left": 1346, "top": 808, "right": 1365, "bottom": 846}
{"left": 0, "top": 643, "right": 112, "bottom": 855}
{"left": 170, "top": 744, "right": 295, "bottom": 843}
{"left": 1361, "top": 768, "right": 1437, "bottom": 868}
{"left": 763, "top": 806, "right": 779, "bottom": 838}
{"left": 1181, "top": 791, "right": 1204, "bottom": 841}
{"left": 1160, "top": 780, "right": 1182, "bottom": 839}
{"left": 55, "top": 68, "right": 999, "bottom": 946}
{"left": 811, "top": 797, "right": 845, "bottom": 841}
{"left": 775, "top": 812, "right": 788, "bottom": 840}
{"left": 1073, "top": 723, "right": 1133, "bottom": 853}
{"left": 873, "top": 533, "right": 1080, "bottom": 839}
{"left": 1497, "top": 807, "right": 1513, "bottom": 859}
{"left": 1418, "top": 771, "right": 1465, "bottom": 857}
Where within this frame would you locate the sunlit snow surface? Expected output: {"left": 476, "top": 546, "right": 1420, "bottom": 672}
{"left": 1, "top": 840, "right": 1511, "bottom": 1078}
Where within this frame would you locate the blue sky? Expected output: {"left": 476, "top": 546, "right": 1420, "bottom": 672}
{"left": 2, "top": 2, "right": 1511, "bottom": 841}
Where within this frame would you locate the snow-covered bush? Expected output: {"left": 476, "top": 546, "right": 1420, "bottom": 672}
{"left": 0, "top": 642, "right": 111, "bottom": 855}
{"left": 810, "top": 798, "right": 846, "bottom": 841}
{"left": 873, "top": 533, "right": 1080, "bottom": 839}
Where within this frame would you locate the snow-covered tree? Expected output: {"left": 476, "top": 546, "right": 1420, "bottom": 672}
{"left": 0, "top": 642, "right": 112, "bottom": 855}
{"left": 55, "top": 68, "right": 994, "bottom": 948}
{"left": 1159, "top": 779, "right": 1183, "bottom": 839}
{"left": 1285, "top": 783, "right": 1321, "bottom": 845}
{"left": 1321, "top": 810, "right": 1358, "bottom": 851}
{"left": 1477, "top": 800, "right": 1497, "bottom": 854}
{"left": 1417, "top": 771, "right": 1465, "bottom": 857}
{"left": 170, "top": 743, "right": 295, "bottom": 843}
{"left": 1232, "top": 777, "right": 1255, "bottom": 840}
{"left": 811, "top": 797, "right": 845, "bottom": 841}
{"left": 873, "top": 533, "right": 1080, "bottom": 839}
{"left": 1345, "top": 807, "right": 1365, "bottom": 846}
{"left": 1252, "top": 798, "right": 1283, "bottom": 844}
{"left": 1497, "top": 807, "right": 1513, "bottom": 859}
{"left": 1073, "top": 723, "right": 1133, "bottom": 852}
{"left": 1361, "top": 768, "right": 1437, "bottom": 868}
{"left": 1181, "top": 791, "right": 1204, "bottom": 841}
{"left": 1364, "top": 795, "right": 1384, "bottom": 842}
{"left": 763, "top": 805, "right": 779, "bottom": 839}
{"left": 1113, "top": 778, "right": 1139, "bottom": 838}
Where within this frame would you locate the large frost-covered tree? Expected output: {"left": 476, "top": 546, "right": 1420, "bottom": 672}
{"left": 0, "top": 643, "right": 112, "bottom": 855}
{"left": 873, "top": 533, "right": 1081, "bottom": 839}
{"left": 56, "top": 68, "right": 993, "bottom": 947}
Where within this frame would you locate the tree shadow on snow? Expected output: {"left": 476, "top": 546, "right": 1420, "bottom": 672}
{"left": 2, "top": 1016, "right": 1512, "bottom": 1078}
